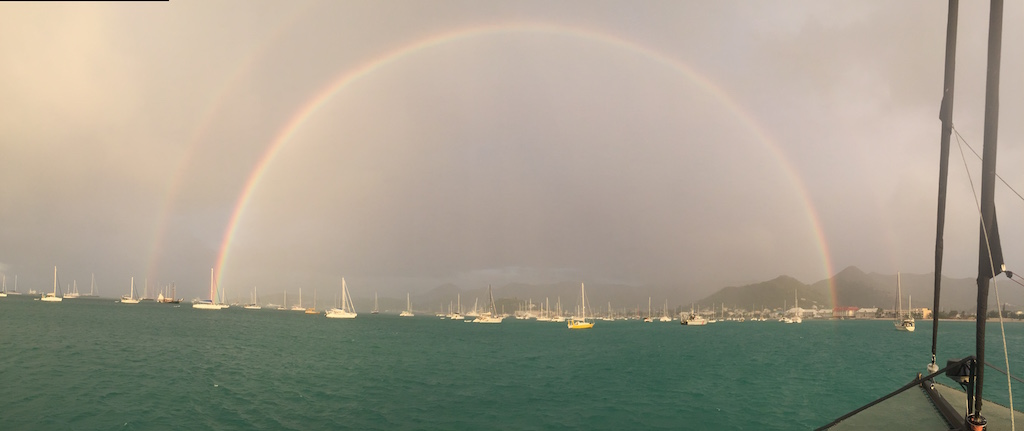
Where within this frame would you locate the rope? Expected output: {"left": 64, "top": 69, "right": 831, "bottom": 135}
{"left": 815, "top": 359, "right": 972, "bottom": 430}
{"left": 954, "top": 126, "right": 1014, "bottom": 430}
{"left": 993, "top": 278, "right": 1014, "bottom": 430}
{"left": 953, "top": 126, "right": 1024, "bottom": 204}
{"left": 986, "top": 361, "right": 1024, "bottom": 385}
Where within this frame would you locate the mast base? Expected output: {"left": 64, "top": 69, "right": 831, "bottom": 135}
{"left": 966, "top": 413, "right": 987, "bottom": 431}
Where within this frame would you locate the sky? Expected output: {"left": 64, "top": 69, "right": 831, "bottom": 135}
{"left": 1, "top": 1, "right": 1022, "bottom": 302}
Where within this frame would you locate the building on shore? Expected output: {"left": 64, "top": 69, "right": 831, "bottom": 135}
{"left": 832, "top": 306, "right": 858, "bottom": 319}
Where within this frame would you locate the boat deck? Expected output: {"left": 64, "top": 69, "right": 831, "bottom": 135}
{"left": 825, "top": 382, "right": 1022, "bottom": 430}
{"left": 933, "top": 383, "right": 1024, "bottom": 431}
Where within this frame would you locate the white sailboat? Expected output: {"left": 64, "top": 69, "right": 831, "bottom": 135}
{"left": 659, "top": 299, "right": 673, "bottom": 322}
{"left": 244, "top": 286, "right": 261, "bottom": 309}
{"left": 120, "top": 277, "right": 140, "bottom": 304}
{"left": 894, "top": 272, "right": 915, "bottom": 332}
{"left": 193, "top": 268, "right": 223, "bottom": 310}
{"left": 371, "top": 291, "right": 379, "bottom": 314}
{"left": 290, "top": 288, "right": 306, "bottom": 311}
{"left": 41, "top": 266, "right": 63, "bottom": 302}
{"left": 466, "top": 298, "right": 480, "bottom": 318}
{"left": 537, "top": 298, "right": 553, "bottom": 322}
{"left": 0, "top": 275, "right": 7, "bottom": 298}
{"left": 7, "top": 274, "right": 21, "bottom": 294}
{"left": 682, "top": 303, "right": 707, "bottom": 326}
{"left": 792, "top": 290, "right": 803, "bottom": 323}
{"left": 399, "top": 292, "right": 415, "bottom": 315}
{"left": 643, "top": 297, "right": 653, "bottom": 322}
{"left": 567, "top": 283, "right": 594, "bottom": 329}
{"left": 81, "top": 273, "right": 99, "bottom": 297}
{"left": 551, "top": 297, "right": 565, "bottom": 322}
{"left": 600, "top": 301, "right": 614, "bottom": 321}
{"left": 326, "top": 278, "right": 357, "bottom": 319}
{"left": 449, "top": 293, "right": 464, "bottom": 320}
{"left": 277, "top": 291, "right": 289, "bottom": 310}
{"left": 475, "top": 285, "right": 503, "bottom": 323}
{"left": 64, "top": 280, "right": 80, "bottom": 299}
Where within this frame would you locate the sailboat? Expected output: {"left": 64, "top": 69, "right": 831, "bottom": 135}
{"left": 41, "top": 266, "right": 63, "bottom": 302}
{"left": 326, "top": 278, "right": 357, "bottom": 319}
{"left": 659, "top": 299, "right": 673, "bottom": 322}
{"left": 64, "top": 280, "right": 80, "bottom": 299}
{"left": 643, "top": 297, "right": 653, "bottom": 323}
{"left": 682, "top": 303, "right": 706, "bottom": 326}
{"left": 567, "top": 283, "right": 594, "bottom": 329}
{"left": 0, "top": 275, "right": 7, "bottom": 298}
{"left": 119, "top": 277, "right": 140, "bottom": 304}
{"left": 277, "top": 291, "right": 289, "bottom": 311}
{"left": 551, "top": 297, "right": 565, "bottom": 322}
{"left": 600, "top": 301, "right": 614, "bottom": 321}
{"left": 81, "top": 274, "right": 99, "bottom": 297}
{"left": 8, "top": 275, "right": 22, "bottom": 295}
{"left": 371, "top": 291, "right": 379, "bottom": 314}
{"left": 537, "top": 298, "right": 552, "bottom": 322}
{"left": 465, "top": 298, "right": 478, "bottom": 318}
{"left": 792, "top": 290, "right": 803, "bottom": 324}
{"left": 893, "top": 272, "right": 915, "bottom": 332}
{"left": 449, "top": 293, "right": 464, "bottom": 320}
{"left": 290, "top": 288, "right": 306, "bottom": 311}
{"left": 821, "top": 2, "right": 1022, "bottom": 428}
{"left": 475, "top": 285, "right": 503, "bottom": 323}
{"left": 193, "top": 268, "right": 224, "bottom": 310}
{"left": 305, "top": 289, "right": 318, "bottom": 314}
{"left": 244, "top": 286, "right": 261, "bottom": 310}
{"left": 400, "top": 293, "right": 414, "bottom": 317}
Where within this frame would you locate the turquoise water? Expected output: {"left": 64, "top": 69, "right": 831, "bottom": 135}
{"left": 3, "top": 296, "right": 1024, "bottom": 430}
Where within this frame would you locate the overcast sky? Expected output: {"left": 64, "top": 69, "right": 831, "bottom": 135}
{"left": 2, "top": 1, "right": 1022, "bottom": 301}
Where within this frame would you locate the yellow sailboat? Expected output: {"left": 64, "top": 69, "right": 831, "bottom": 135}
{"left": 567, "top": 283, "right": 594, "bottom": 330}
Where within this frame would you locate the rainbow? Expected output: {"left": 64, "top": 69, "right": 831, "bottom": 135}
{"left": 142, "top": 3, "right": 315, "bottom": 287}
{"left": 212, "top": 22, "right": 837, "bottom": 303}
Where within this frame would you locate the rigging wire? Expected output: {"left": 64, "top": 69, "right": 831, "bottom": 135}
{"left": 954, "top": 126, "right": 1015, "bottom": 428}
{"left": 987, "top": 361, "right": 1024, "bottom": 385}
{"left": 953, "top": 126, "right": 1024, "bottom": 204}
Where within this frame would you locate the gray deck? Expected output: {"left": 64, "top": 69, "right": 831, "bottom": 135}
{"left": 933, "top": 383, "right": 1024, "bottom": 431}
{"left": 825, "top": 382, "right": 1023, "bottom": 430}
{"left": 828, "top": 385, "right": 952, "bottom": 430}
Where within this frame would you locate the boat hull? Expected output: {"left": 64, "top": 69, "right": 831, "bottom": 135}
{"left": 567, "top": 320, "right": 593, "bottom": 329}
{"left": 475, "top": 316, "right": 503, "bottom": 323}
{"left": 325, "top": 308, "right": 357, "bottom": 319}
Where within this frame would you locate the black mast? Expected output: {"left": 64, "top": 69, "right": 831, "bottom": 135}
{"left": 930, "top": 0, "right": 959, "bottom": 373}
{"left": 969, "top": 0, "right": 1005, "bottom": 424}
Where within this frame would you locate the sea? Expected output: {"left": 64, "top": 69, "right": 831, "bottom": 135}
{"left": 3, "top": 296, "right": 1024, "bottom": 430}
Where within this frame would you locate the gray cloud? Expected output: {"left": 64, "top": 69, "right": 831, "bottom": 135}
{"left": 2, "top": 1, "right": 1021, "bottom": 302}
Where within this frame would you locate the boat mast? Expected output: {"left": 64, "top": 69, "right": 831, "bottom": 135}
{"left": 581, "top": 283, "right": 586, "bottom": 320}
{"left": 898, "top": 272, "right": 903, "bottom": 319}
{"left": 930, "top": 0, "right": 960, "bottom": 374}
{"left": 970, "top": 0, "right": 1006, "bottom": 423}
